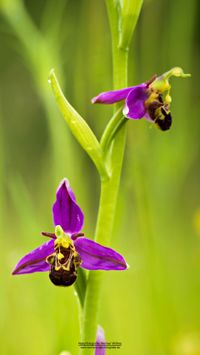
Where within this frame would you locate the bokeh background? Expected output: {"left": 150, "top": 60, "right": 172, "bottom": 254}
{"left": 0, "top": 0, "right": 200, "bottom": 354}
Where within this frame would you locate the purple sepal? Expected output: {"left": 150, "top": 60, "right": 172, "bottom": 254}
{"left": 74, "top": 237, "right": 127, "bottom": 271}
{"left": 123, "top": 84, "right": 148, "bottom": 119}
{"left": 12, "top": 239, "right": 54, "bottom": 275}
{"left": 52, "top": 179, "right": 84, "bottom": 235}
{"left": 95, "top": 326, "right": 105, "bottom": 355}
{"left": 92, "top": 86, "right": 134, "bottom": 104}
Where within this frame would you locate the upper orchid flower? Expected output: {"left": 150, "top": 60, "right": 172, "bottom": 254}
{"left": 92, "top": 67, "right": 190, "bottom": 131}
{"left": 12, "top": 179, "right": 128, "bottom": 286}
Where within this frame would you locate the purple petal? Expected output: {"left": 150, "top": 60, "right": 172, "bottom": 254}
{"left": 74, "top": 237, "right": 128, "bottom": 271}
{"left": 95, "top": 326, "right": 106, "bottom": 355}
{"left": 92, "top": 86, "right": 134, "bottom": 104}
{"left": 12, "top": 239, "right": 54, "bottom": 275}
{"left": 123, "top": 84, "right": 149, "bottom": 119}
{"left": 53, "top": 179, "right": 84, "bottom": 235}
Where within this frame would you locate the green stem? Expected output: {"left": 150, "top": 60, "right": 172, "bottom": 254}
{"left": 74, "top": 268, "right": 87, "bottom": 309}
{"left": 100, "top": 107, "right": 127, "bottom": 153}
{"left": 80, "top": 125, "right": 127, "bottom": 355}
{"left": 80, "top": 2, "right": 129, "bottom": 354}
{"left": 80, "top": 0, "right": 144, "bottom": 351}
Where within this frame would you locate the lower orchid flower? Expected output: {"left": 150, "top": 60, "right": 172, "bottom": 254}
{"left": 92, "top": 67, "right": 190, "bottom": 131}
{"left": 12, "top": 179, "right": 128, "bottom": 286}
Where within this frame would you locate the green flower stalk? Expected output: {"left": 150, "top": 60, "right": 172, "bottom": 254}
{"left": 79, "top": 1, "right": 145, "bottom": 354}
{"left": 48, "top": 1, "right": 140, "bottom": 353}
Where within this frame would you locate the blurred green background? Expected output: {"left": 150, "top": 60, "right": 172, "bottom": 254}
{"left": 0, "top": 0, "right": 200, "bottom": 354}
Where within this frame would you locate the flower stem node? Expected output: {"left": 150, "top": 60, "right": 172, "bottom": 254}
{"left": 92, "top": 67, "right": 190, "bottom": 131}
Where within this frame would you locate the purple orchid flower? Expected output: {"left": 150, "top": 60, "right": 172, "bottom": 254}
{"left": 12, "top": 179, "right": 128, "bottom": 286}
{"left": 92, "top": 67, "right": 190, "bottom": 131}
{"left": 95, "top": 325, "right": 106, "bottom": 355}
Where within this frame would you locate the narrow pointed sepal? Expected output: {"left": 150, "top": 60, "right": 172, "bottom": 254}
{"left": 74, "top": 237, "right": 128, "bottom": 271}
{"left": 52, "top": 179, "right": 84, "bottom": 235}
{"left": 92, "top": 86, "right": 134, "bottom": 104}
{"left": 12, "top": 239, "right": 54, "bottom": 275}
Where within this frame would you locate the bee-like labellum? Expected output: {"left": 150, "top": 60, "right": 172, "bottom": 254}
{"left": 46, "top": 237, "right": 82, "bottom": 287}
{"left": 155, "top": 107, "right": 172, "bottom": 131}
{"left": 147, "top": 96, "right": 172, "bottom": 131}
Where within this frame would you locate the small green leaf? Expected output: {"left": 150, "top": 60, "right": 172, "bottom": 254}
{"left": 49, "top": 69, "right": 109, "bottom": 180}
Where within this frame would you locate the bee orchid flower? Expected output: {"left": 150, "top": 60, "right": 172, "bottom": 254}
{"left": 12, "top": 179, "right": 128, "bottom": 286}
{"left": 92, "top": 67, "right": 190, "bottom": 131}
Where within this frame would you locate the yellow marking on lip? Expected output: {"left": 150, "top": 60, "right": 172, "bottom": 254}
{"left": 55, "top": 265, "right": 61, "bottom": 271}
{"left": 63, "top": 264, "right": 71, "bottom": 271}
{"left": 144, "top": 91, "right": 158, "bottom": 107}
{"left": 57, "top": 252, "right": 64, "bottom": 260}
{"left": 55, "top": 236, "right": 74, "bottom": 249}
